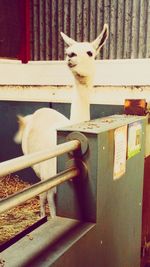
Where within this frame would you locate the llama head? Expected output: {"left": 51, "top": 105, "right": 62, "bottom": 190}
{"left": 61, "top": 24, "right": 108, "bottom": 80}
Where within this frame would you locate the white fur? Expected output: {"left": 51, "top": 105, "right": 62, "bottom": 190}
{"left": 14, "top": 24, "right": 108, "bottom": 217}
{"left": 14, "top": 108, "right": 69, "bottom": 218}
{"left": 61, "top": 24, "right": 108, "bottom": 123}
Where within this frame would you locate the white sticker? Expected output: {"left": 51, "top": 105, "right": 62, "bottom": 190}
{"left": 113, "top": 125, "right": 127, "bottom": 180}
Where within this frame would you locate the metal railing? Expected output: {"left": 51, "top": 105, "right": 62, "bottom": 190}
{"left": 0, "top": 139, "right": 80, "bottom": 214}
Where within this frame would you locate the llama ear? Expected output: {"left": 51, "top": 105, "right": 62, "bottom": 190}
{"left": 60, "top": 32, "right": 77, "bottom": 47}
{"left": 92, "top": 24, "right": 109, "bottom": 54}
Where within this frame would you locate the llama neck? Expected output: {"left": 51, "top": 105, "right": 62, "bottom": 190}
{"left": 70, "top": 75, "right": 93, "bottom": 124}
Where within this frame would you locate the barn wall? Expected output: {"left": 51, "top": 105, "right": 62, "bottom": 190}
{"left": 30, "top": 0, "right": 150, "bottom": 60}
{"left": 0, "top": 0, "right": 25, "bottom": 59}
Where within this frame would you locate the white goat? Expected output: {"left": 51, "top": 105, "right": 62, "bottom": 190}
{"left": 14, "top": 108, "right": 69, "bottom": 218}
{"left": 14, "top": 24, "right": 108, "bottom": 218}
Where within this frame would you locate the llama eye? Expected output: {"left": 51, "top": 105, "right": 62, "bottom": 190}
{"left": 68, "top": 52, "right": 77, "bottom": 58}
{"left": 87, "top": 51, "right": 93, "bottom": 57}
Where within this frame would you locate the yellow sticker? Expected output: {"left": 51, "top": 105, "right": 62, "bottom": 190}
{"left": 127, "top": 122, "right": 142, "bottom": 159}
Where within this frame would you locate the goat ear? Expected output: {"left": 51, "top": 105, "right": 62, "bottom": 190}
{"left": 14, "top": 115, "right": 25, "bottom": 144}
{"left": 60, "top": 32, "right": 77, "bottom": 47}
{"left": 17, "top": 114, "right": 25, "bottom": 126}
{"left": 92, "top": 24, "right": 109, "bottom": 54}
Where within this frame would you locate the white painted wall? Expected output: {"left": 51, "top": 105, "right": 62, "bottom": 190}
{"left": 0, "top": 59, "right": 150, "bottom": 86}
{"left": 0, "top": 59, "right": 150, "bottom": 105}
{"left": 0, "top": 59, "right": 150, "bottom": 157}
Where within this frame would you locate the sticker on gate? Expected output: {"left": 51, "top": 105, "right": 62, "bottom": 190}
{"left": 113, "top": 125, "right": 127, "bottom": 180}
{"left": 127, "top": 121, "right": 142, "bottom": 159}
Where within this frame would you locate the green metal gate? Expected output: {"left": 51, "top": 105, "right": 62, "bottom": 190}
{"left": 1, "top": 114, "right": 145, "bottom": 267}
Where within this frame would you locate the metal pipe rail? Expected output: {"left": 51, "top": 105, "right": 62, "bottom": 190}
{"left": 0, "top": 140, "right": 80, "bottom": 177}
{"left": 0, "top": 139, "right": 80, "bottom": 214}
{"left": 0, "top": 167, "right": 79, "bottom": 214}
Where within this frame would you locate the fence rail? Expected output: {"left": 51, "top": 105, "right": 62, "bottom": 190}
{"left": 0, "top": 139, "right": 80, "bottom": 214}
{"left": 0, "top": 140, "right": 80, "bottom": 177}
{"left": 0, "top": 167, "right": 79, "bottom": 214}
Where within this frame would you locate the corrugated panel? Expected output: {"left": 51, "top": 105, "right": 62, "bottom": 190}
{"left": 30, "top": 0, "right": 150, "bottom": 60}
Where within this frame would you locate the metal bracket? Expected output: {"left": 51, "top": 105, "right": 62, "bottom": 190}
{"left": 66, "top": 132, "right": 89, "bottom": 156}
{"left": 66, "top": 159, "right": 88, "bottom": 180}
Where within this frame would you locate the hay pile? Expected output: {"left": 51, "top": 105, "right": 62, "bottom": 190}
{"left": 0, "top": 175, "right": 42, "bottom": 245}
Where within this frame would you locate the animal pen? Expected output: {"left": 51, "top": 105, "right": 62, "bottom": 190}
{"left": 0, "top": 1, "right": 150, "bottom": 266}
{"left": 0, "top": 59, "right": 149, "bottom": 267}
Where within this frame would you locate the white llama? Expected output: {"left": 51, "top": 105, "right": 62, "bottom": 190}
{"left": 14, "top": 24, "right": 109, "bottom": 218}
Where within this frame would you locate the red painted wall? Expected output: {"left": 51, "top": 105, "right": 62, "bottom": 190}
{"left": 0, "top": 0, "right": 30, "bottom": 63}
{"left": 141, "top": 156, "right": 150, "bottom": 266}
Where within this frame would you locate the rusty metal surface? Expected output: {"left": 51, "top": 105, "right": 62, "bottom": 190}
{"left": 57, "top": 114, "right": 146, "bottom": 134}
{"left": 30, "top": 0, "right": 150, "bottom": 60}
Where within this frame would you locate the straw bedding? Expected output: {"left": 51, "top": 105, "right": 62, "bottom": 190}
{"left": 0, "top": 175, "right": 42, "bottom": 245}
